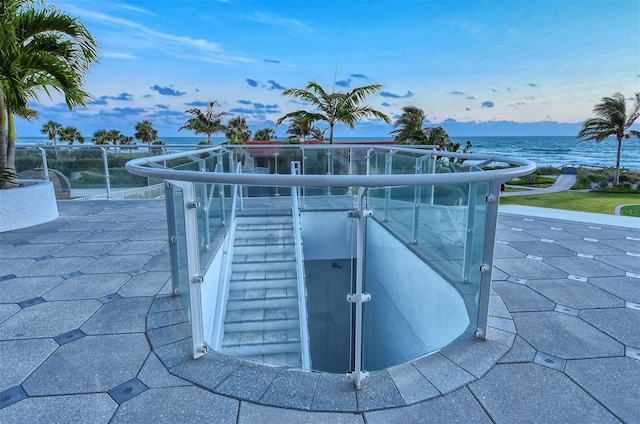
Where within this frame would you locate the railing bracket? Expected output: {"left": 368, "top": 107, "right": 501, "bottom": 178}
{"left": 347, "top": 293, "right": 371, "bottom": 303}
{"left": 192, "top": 275, "right": 204, "bottom": 284}
{"left": 348, "top": 209, "right": 372, "bottom": 218}
{"left": 187, "top": 200, "right": 200, "bottom": 209}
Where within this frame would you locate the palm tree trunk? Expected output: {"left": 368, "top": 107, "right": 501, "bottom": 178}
{"left": 0, "top": 88, "right": 7, "bottom": 175}
{"left": 7, "top": 111, "right": 16, "bottom": 169}
{"left": 614, "top": 136, "right": 622, "bottom": 186}
{"left": 329, "top": 124, "right": 335, "bottom": 144}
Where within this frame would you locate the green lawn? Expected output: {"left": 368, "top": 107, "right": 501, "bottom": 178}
{"left": 500, "top": 191, "right": 640, "bottom": 215}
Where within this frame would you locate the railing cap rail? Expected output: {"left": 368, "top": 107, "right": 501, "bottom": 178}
{"left": 124, "top": 144, "right": 536, "bottom": 188}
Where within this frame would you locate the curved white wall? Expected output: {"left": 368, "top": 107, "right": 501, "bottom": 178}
{"left": 0, "top": 180, "right": 59, "bottom": 232}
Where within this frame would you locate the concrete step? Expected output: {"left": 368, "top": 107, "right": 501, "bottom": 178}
{"left": 224, "top": 318, "right": 300, "bottom": 333}
{"left": 231, "top": 260, "right": 296, "bottom": 273}
{"left": 220, "top": 341, "right": 301, "bottom": 357}
{"left": 227, "top": 286, "right": 298, "bottom": 302}
{"left": 229, "top": 277, "right": 298, "bottom": 289}
{"left": 246, "top": 352, "right": 302, "bottom": 368}
{"left": 233, "top": 237, "right": 295, "bottom": 248}
{"left": 226, "top": 297, "right": 298, "bottom": 312}
{"left": 234, "top": 228, "right": 293, "bottom": 240}
{"left": 233, "top": 243, "right": 295, "bottom": 255}
{"left": 236, "top": 222, "right": 294, "bottom": 231}
{"left": 236, "top": 215, "right": 293, "bottom": 225}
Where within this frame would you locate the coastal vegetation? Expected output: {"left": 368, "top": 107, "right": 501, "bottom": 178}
{"left": 134, "top": 120, "right": 159, "bottom": 144}
{"left": 179, "top": 100, "right": 226, "bottom": 145}
{"left": 0, "top": 0, "right": 98, "bottom": 187}
{"left": 277, "top": 81, "right": 391, "bottom": 144}
{"left": 578, "top": 92, "right": 640, "bottom": 186}
{"left": 391, "top": 105, "right": 473, "bottom": 161}
{"left": 500, "top": 191, "right": 639, "bottom": 215}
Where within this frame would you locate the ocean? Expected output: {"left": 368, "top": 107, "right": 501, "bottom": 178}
{"left": 16, "top": 135, "right": 640, "bottom": 170}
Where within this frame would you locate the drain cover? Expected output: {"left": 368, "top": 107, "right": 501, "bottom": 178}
{"left": 108, "top": 378, "right": 147, "bottom": 404}
{"left": 18, "top": 297, "right": 45, "bottom": 308}
{"left": 0, "top": 386, "right": 27, "bottom": 410}
{"left": 54, "top": 329, "right": 86, "bottom": 345}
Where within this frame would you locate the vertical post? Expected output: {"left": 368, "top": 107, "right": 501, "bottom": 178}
{"left": 198, "top": 158, "right": 210, "bottom": 251}
{"left": 475, "top": 180, "right": 501, "bottom": 339}
{"left": 412, "top": 156, "right": 425, "bottom": 244}
{"left": 216, "top": 161, "right": 226, "bottom": 225}
{"left": 165, "top": 182, "right": 182, "bottom": 296}
{"left": 38, "top": 147, "right": 50, "bottom": 181}
{"left": 326, "top": 149, "right": 333, "bottom": 195}
{"left": 384, "top": 151, "right": 395, "bottom": 221}
{"left": 462, "top": 182, "right": 478, "bottom": 282}
{"left": 101, "top": 147, "right": 112, "bottom": 200}
{"left": 346, "top": 187, "right": 371, "bottom": 389}
{"left": 182, "top": 182, "right": 207, "bottom": 358}
{"left": 274, "top": 150, "right": 280, "bottom": 197}
{"left": 366, "top": 147, "right": 374, "bottom": 176}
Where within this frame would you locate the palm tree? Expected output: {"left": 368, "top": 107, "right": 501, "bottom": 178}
{"left": 281, "top": 112, "right": 316, "bottom": 141}
{"left": 225, "top": 116, "right": 252, "bottom": 142}
{"left": 92, "top": 129, "right": 108, "bottom": 145}
{"left": 254, "top": 128, "right": 276, "bottom": 142}
{"left": 578, "top": 92, "right": 640, "bottom": 186}
{"left": 179, "top": 100, "right": 226, "bottom": 144}
{"left": 0, "top": 0, "right": 98, "bottom": 186}
{"left": 391, "top": 106, "right": 429, "bottom": 144}
{"left": 134, "top": 120, "right": 158, "bottom": 144}
{"left": 40, "top": 119, "right": 63, "bottom": 159}
{"left": 277, "top": 81, "right": 391, "bottom": 144}
{"left": 40, "top": 120, "right": 63, "bottom": 145}
{"left": 59, "top": 126, "right": 84, "bottom": 145}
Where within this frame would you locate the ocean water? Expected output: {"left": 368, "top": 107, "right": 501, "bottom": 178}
{"left": 16, "top": 135, "right": 640, "bottom": 170}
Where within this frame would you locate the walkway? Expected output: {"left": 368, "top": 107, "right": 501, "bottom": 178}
{"left": 0, "top": 200, "right": 638, "bottom": 423}
{"left": 502, "top": 166, "right": 578, "bottom": 197}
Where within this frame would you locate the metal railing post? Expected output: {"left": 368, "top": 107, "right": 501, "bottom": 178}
{"left": 384, "top": 150, "right": 396, "bottom": 221}
{"left": 290, "top": 161, "right": 311, "bottom": 370}
{"left": 37, "top": 147, "right": 50, "bottom": 181}
{"left": 183, "top": 182, "right": 207, "bottom": 358}
{"left": 475, "top": 180, "right": 501, "bottom": 339}
{"left": 346, "top": 187, "right": 371, "bottom": 389}
{"left": 462, "top": 182, "right": 478, "bottom": 282}
{"left": 101, "top": 147, "right": 112, "bottom": 200}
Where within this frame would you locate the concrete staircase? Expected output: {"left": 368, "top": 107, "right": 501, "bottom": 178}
{"left": 221, "top": 213, "right": 304, "bottom": 368}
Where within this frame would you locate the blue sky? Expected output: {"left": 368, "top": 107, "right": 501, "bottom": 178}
{"left": 18, "top": 0, "right": 640, "bottom": 139}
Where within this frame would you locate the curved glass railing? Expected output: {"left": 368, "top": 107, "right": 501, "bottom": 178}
{"left": 125, "top": 144, "right": 535, "bottom": 388}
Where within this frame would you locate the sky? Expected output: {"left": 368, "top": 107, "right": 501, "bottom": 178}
{"left": 16, "top": 0, "right": 640, "bottom": 139}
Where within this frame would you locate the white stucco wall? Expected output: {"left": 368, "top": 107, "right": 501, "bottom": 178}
{"left": 365, "top": 219, "right": 470, "bottom": 353}
{"left": 0, "top": 180, "right": 59, "bottom": 232}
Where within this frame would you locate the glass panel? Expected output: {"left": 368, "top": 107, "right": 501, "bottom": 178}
{"left": 165, "top": 182, "right": 191, "bottom": 322}
{"left": 362, "top": 179, "right": 482, "bottom": 371}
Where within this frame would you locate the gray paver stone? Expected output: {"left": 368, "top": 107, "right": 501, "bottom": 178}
{"left": 259, "top": 368, "right": 319, "bottom": 410}
{"left": 239, "top": 401, "right": 364, "bottom": 423}
{"left": 365, "top": 387, "right": 491, "bottom": 424}
{"left": 0, "top": 393, "right": 117, "bottom": 424}
{"left": 513, "top": 311, "right": 624, "bottom": 359}
{"left": 580, "top": 307, "right": 640, "bottom": 348}
{"left": 469, "top": 363, "right": 619, "bottom": 423}
{"left": 310, "top": 372, "right": 358, "bottom": 412}
{"left": 565, "top": 357, "right": 640, "bottom": 424}
{"left": 137, "top": 352, "right": 192, "bottom": 389}
{"left": 81, "top": 296, "right": 153, "bottom": 334}
{"left": 110, "top": 386, "right": 238, "bottom": 424}
{"left": 22, "top": 333, "right": 149, "bottom": 395}
{"left": 355, "top": 370, "right": 405, "bottom": 411}
{"left": 412, "top": 353, "right": 475, "bottom": 395}
{"left": 387, "top": 362, "right": 439, "bottom": 405}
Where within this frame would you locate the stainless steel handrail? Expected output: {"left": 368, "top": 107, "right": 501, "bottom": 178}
{"left": 125, "top": 144, "right": 536, "bottom": 187}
